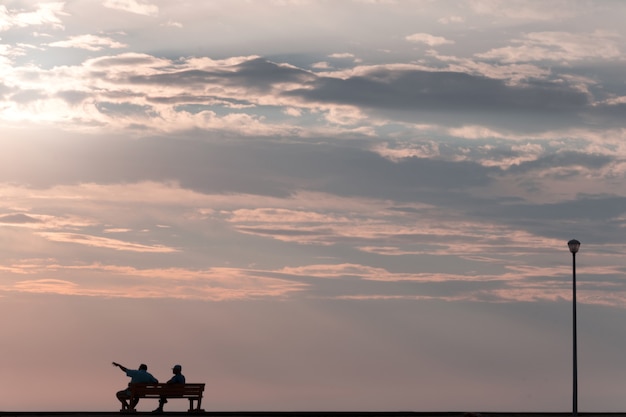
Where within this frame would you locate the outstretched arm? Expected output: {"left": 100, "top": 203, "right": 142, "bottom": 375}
{"left": 112, "top": 362, "right": 128, "bottom": 372}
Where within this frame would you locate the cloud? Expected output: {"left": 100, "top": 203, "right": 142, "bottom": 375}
{"left": 423, "top": 54, "right": 552, "bottom": 84}
{"left": 438, "top": 15, "right": 464, "bottom": 24}
{"left": 468, "top": 0, "right": 583, "bottom": 21}
{"left": 311, "top": 61, "right": 331, "bottom": 69}
{"left": 4, "top": 264, "right": 307, "bottom": 301}
{"left": 103, "top": 0, "right": 159, "bottom": 17}
{"left": 1, "top": 48, "right": 622, "bottom": 137}
{"left": 161, "top": 19, "right": 182, "bottom": 28}
{"left": 49, "top": 34, "right": 127, "bottom": 51}
{"left": 287, "top": 66, "right": 593, "bottom": 131}
{"left": 371, "top": 141, "right": 440, "bottom": 162}
{"left": 406, "top": 33, "right": 454, "bottom": 46}
{"left": 506, "top": 151, "right": 613, "bottom": 174}
{"left": 4, "top": 254, "right": 626, "bottom": 305}
{"left": 0, "top": 2, "right": 66, "bottom": 31}
{"left": 0, "top": 140, "right": 623, "bottom": 308}
{"left": 123, "top": 56, "right": 315, "bottom": 93}
{"left": 13, "top": 278, "right": 78, "bottom": 294}
{"left": 0, "top": 213, "right": 42, "bottom": 224}
{"left": 276, "top": 261, "right": 626, "bottom": 307}
{"left": 477, "top": 31, "right": 623, "bottom": 63}
{"left": 328, "top": 53, "right": 356, "bottom": 59}
{"left": 0, "top": 210, "right": 93, "bottom": 230}
{"left": 103, "top": 228, "right": 132, "bottom": 233}
{"left": 38, "top": 232, "right": 178, "bottom": 253}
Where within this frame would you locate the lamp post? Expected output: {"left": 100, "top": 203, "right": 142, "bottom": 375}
{"left": 568, "top": 239, "right": 581, "bottom": 416}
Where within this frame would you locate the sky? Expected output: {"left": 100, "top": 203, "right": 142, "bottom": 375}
{"left": 1, "top": 0, "right": 626, "bottom": 412}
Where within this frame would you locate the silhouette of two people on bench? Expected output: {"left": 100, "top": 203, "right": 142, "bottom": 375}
{"left": 113, "top": 362, "right": 185, "bottom": 412}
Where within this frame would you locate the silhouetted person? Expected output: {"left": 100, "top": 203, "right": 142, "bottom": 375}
{"left": 113, "top": 362, "right": 158, "bottom": 411}
{"left": 153, "top": 364, "right": 186, "bottom": 413}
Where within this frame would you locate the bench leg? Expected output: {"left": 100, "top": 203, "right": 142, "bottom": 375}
{"left": 190, "top": 398, "right": 199, "bottom": 412}
{"left": 187, "top": 398, "right": 203, "bottom": 412}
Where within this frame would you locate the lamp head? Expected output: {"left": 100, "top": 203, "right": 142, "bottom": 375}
{"left": 568, "top": 239, "right": 581, "bottom": 254}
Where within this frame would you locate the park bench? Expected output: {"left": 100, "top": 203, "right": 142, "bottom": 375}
{"left": 128, "top": 383, "right": 205, "bottom": 412}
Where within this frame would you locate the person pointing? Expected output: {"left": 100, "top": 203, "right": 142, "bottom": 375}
{"left": 113, "top": 362, "right": 158, "bottom": 411}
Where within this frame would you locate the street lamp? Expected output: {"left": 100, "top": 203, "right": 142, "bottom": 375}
{"left": 568, "top": 239, "right": 581, "bottom": 416}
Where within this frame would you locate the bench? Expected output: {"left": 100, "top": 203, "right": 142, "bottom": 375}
{"left": 128, "top": 383, "right": 205, "bottom": 412}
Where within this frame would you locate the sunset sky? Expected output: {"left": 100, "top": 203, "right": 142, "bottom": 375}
{"left": 2, "top": 0, "right": 626, "bottom": 412}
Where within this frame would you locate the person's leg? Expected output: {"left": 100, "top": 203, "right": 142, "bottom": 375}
{"left": 116, "top": 390, "right": 130, "bottom": 410}
{"left": 153, "top": 397, "right": 167, "bottom": 412}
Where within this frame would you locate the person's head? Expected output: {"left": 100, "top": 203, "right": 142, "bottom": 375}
{"left": 172, "top": 364, "right": 182, "bottom": 374}
{"left": 139, "top": 364, "right": 148, "bottom": 371}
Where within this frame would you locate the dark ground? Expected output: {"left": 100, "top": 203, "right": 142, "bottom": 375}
{"left": 2, "top": 412, "right": 626, "bottom": 417}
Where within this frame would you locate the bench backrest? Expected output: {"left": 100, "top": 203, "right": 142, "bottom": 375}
{"left": 129, "top": 383, "right": 205, "bottom": 398}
